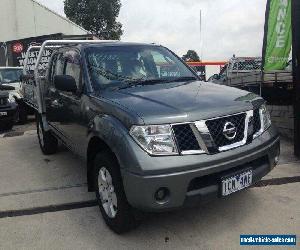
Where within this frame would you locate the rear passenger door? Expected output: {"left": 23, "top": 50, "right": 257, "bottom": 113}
{"left": 56, "top": 50, "right": 84, "bottom": 152}
{"left": 45, "top": 52, "right": 66, "bottom": 129}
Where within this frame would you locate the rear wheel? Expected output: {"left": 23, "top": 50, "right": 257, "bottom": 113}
{"left": 93, "top": 150, "right": 138, "bottom": 234}
{"left": 36, "top": 114, "right": 58, "bottom": 155}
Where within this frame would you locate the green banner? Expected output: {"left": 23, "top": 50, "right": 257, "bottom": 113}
{"left": 262, "top": 0, "right": 292, "bottom": 71}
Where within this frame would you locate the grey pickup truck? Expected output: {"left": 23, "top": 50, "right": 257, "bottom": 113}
{"left": 24, "top": 40, "right": 280, "bottom": 233}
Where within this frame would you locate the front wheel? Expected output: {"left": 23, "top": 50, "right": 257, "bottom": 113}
{"left": 93, "top": 150, "right": 139, "bottom": 234}
{"left": 36, "top": 114, "right": 58, "bottom": 155}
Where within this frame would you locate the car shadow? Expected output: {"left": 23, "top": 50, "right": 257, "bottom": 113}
{"left": 133, "top": 189, "right": 258, "bottom": 236}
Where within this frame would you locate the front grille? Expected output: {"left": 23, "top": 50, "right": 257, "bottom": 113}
{"left": 205, "top": 113, "right": 246, "bottom": 148}
{"left": 253, "top": 109, "right": 261, "bottom": 134}
{"left": 172, "top": 124, "right": 200, "bottom": 152}
{"left": 0, "top": 97, "right": 8, "bottom": 106}
{"left": 171, "top": 110, "right": 259, "bottom": 154}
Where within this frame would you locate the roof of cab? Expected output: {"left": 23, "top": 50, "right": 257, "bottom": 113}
{"left": 79, "top": 41, "right": 160, "bottom": 48}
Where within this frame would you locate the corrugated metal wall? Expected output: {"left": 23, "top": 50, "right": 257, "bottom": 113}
{"left": 0, "top": 0, "right": 88, "bottom": 42}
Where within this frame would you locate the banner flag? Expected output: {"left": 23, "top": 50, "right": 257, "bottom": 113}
{"left": 262, "top": 0, "right": 292, "bottom": 71}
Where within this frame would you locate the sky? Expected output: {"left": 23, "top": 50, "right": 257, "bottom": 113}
{"left": 36, "top": 0, "right": 268, "bottom": 76}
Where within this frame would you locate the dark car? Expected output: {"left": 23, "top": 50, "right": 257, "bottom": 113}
{"left": 24, "top": 41, "right": 280, "bottom": 233}
{"left": 0, "top": 84, "right": 17, "bottom": 130}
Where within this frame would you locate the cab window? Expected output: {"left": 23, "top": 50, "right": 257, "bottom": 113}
{"left": 54, "top": 53, "right": 65, "bottom": 76}
{"left": 64, "top": 51, "right": 81, "bottom": 91}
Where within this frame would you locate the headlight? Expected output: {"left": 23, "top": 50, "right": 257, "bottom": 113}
{"left": 8, "top": 94, "right": 16, "bottom": 103}
{"left": 260, "top": 104, "right": 271, "bottom": 131}
{"left": 130, "top": 125, "right": 178, "bottom": 155}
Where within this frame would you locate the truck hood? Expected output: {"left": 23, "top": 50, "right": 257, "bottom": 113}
{"left": 99, "top": 81, "right": 263, "bottom": 125}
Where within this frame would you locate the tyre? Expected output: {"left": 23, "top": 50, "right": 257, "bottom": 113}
{"left": 36, "top": 114, "right": 58, "bottom": 155}
{"left": 93, "top": 150, "right": 139, "bottom": 234}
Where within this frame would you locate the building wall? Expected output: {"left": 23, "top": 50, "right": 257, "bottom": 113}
{"left": 0, "top": 0, "right": 88, "bottom": 42}
{"left": 268, "top": 105, "right": 294, "bottom": 140}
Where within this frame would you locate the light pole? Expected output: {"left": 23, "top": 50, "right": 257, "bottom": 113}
{"left": 292, "top": 0, "right": 300, "bottom": 156}
{"left": 199, "top": 9, "right": 202, "bottom": 61}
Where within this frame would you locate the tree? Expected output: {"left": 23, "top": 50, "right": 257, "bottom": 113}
{"left": 64, "top": 0, "right": 123, "bottom": 40}
{"left": 182, "top": 50, "right": 200, "bottom": 62}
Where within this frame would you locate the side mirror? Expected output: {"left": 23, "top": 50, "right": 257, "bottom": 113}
{"left": 54, "top": 75, "right": 77, "bottom": 93}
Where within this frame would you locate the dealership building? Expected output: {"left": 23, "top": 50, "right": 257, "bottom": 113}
{"left": 0, "top": 0, "right": 90, "bottom": 66}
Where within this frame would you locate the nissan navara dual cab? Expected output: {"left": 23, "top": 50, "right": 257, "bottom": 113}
{"left": 34, "top": 42, "right": 280, "bottom": 233}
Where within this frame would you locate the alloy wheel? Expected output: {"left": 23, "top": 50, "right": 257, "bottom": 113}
{"left": 98, "top": 166, "right": 118, "bottom": 218}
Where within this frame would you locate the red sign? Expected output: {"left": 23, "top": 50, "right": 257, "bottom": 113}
{"left": 12, "top": 42, "right": 24, "bottom": 53}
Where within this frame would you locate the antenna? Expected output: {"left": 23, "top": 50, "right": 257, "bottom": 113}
{"left": 199, "top": 9, "right": 203, "bottom": 61}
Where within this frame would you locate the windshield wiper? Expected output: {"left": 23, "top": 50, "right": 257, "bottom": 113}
{"left": 116, "top": 78, "right": 171, "bottom": 90}
{"left": 116, "top": 77, "right": 198, "bottom": 90}
{"left": 131, "top": 78, "right": 169, "bottom": 84}
{"left": 168, "top": 76, "right": 198, "bottom": 82}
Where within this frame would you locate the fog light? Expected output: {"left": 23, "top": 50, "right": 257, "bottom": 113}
{"left": 154, "top": 187, "right": 170, "bottom": 203}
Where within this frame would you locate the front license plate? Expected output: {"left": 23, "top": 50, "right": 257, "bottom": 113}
{"left": 0, "top": 112, "right": 7, "bottom": 116}
{"left": 221, "top": 169, "right": 253, "bottom": 196}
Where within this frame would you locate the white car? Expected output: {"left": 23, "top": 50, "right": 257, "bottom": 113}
{"left": 0, "top": 67, "right": 28, "bottom": 123}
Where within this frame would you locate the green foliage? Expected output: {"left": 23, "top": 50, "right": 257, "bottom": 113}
{"left": 64, "top": 0, "right": 123, "bottom": 40}
{"left": 182, "top": 50, "right": 200, "bottom": 62}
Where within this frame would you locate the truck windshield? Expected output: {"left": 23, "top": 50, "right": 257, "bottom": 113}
{"left": 0, "top": 68, "right": 22, "bottom": 84}
{"left": 85, "top": 45, "right": 196, "bottom": 90}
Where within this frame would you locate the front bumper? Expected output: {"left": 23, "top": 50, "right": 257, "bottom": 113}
{"left": 0, "top": 103, "right": 17, "bottom": 123}
{"left": 121, "top": 126, "right": 280, "bottom": 211}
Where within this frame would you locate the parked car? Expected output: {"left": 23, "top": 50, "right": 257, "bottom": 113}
{"left": 0, "top": 67, "right": 29, "bottom": 123}
{"left": 0, "top": 84, "right": 17, "bottom": 130}
{"left": 209, "top": 57, "right": 293, "bottom": 105}
{"left": 211, "top": 57, "right": 262, "bottom": 84}
{"left": 23, "top": 40, "right": 280, "bottom": 233}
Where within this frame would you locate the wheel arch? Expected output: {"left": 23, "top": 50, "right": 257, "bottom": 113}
{"left": 86, "top": 135, "right": 118, "bottom": 191}
{"left": 85, "top": 114, "right": 138, "bottom": 191}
